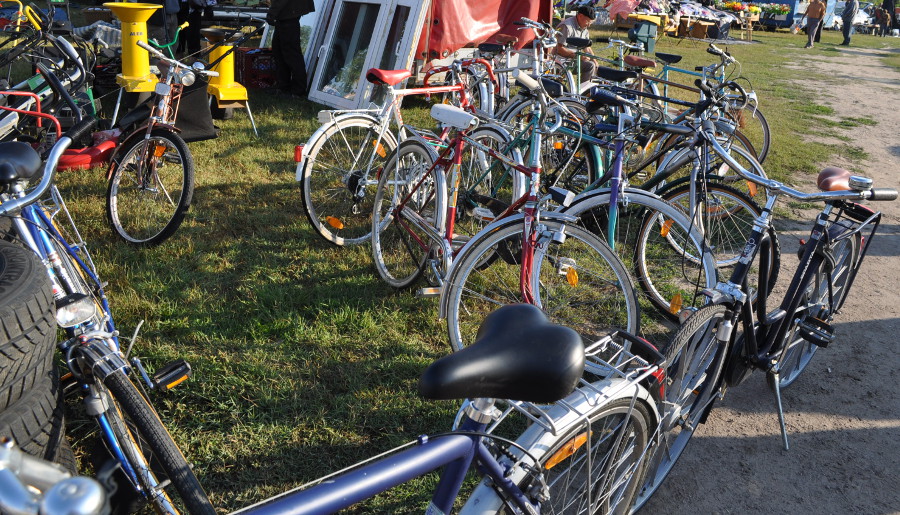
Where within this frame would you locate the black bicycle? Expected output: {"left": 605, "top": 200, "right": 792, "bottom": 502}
{"left": 629, "top": 117, "right": 897, "bottom": 508}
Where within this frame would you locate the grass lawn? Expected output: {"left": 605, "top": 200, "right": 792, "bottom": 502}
{"left": 54, "top": 24, "right": 900, "bottom": 512}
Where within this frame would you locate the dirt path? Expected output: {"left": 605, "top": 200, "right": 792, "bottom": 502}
{"left": 642, "top": 47, "right": 900, "bottom": 514}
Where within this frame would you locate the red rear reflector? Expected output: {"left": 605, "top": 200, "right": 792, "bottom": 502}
{"left": 294, "top": 145, "right": 305, "bottom": 163}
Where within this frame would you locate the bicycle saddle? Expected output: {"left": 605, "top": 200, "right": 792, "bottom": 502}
{"left": 418, "top": 304, "right": 584, "bottom": 404}
{"left": 365, "top": 69, "right": 411, "bottom": 86}
{"left": 200, "top": 28, "right": 235, "bottom": 43}
{"left": 0, "top": 142, "right": 41, "bottom": 186}
{"left": 585, "top": 88, "right": 628, "bottom": 113}
{"left": 595, "top": 66, "right": 638, "bottom": 83}
{"left": 624, "top": 54, "right": 656, "bottom": 69}
{"left": 655, "top": 52, "right": 682, "bottom": 64}
{"left": 493, "top": 33, "right": 519, "bottom": 46}
{"left": 516, "top": 77, "right": 564, "bottom": 98}
{"left": 817, "top": 166, "right": 853, "bottom": 191}
{"left": 566, "top": 37, "right": 592, "bottom": 50}
{"left": 478, "top": 43, "right": 504, "bottom": 54}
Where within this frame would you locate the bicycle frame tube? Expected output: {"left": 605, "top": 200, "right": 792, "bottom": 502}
{"left": 242, "top": 419, "right": 537, "bottom": 515}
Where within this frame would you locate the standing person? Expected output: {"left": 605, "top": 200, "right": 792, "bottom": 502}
{"left": 882, "top": 0, "right": 896, "bottom": 34}
{"left": 147, "top": 0, "right": 181, "bottom": 46}
{"left": 267, "top": 0, "right": 315, "bottom": 98}
{"left": 840, "top": 0, "right": 859, "bottom": 45}
{"left": 803, "top": 0, "right": 826, "bottom": 47}
{"left": 555, "top": 6, "right": 597, "bottom": 82}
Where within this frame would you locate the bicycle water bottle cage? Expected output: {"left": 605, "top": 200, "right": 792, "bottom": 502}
{"left": 0, "top": 142, "right": 41, "bottom": 186}
{"left": 419, "top": 304, "right": 584, "bottom": 403}
{"left": 654, "top": 52, "right": 682, "bottom": 64}
{"left": 430, "top": 104, "right": 477, "bottom": 130}
{"left": 594, "top": 66, "right": 638, "bottom": 83}
{"left": 566, "top": 37, "right": 592, "bottom": 50}
{"left": 365, "top": 68, "right": 411, "bottom": 86}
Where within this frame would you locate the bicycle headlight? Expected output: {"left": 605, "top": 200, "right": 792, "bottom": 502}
{"left": 56, "top": 293, "right": 97, "bottom": 328}
{"left": 178, "top": 69, "right": 197, "bottom": 87}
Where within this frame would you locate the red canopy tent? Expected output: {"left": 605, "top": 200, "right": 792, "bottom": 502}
{"left": 415, "top": 0, "right": 554, "bottom": 62}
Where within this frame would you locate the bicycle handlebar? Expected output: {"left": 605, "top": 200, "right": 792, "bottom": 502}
{"left": 137, "top": 40, "right": 219, "bottom": 77}
{"left": 703, "top": 128, "right": 897, "bottom": 202}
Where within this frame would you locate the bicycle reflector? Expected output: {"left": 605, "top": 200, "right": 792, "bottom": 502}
{"left": 668, "top": 293, "right": 683, "bottom": 315}
{"left": 294, "top": 145, "right": 304, "bottom": 163}
{"left": 326, "top": 216, "right": 344, "bottom": 229}
{"left": 544, "top": 432, "right": 588, "bottom": 470}
{"left": 373, "top": 140, "right": 386, "bottom": 158}
{"left": 566, "top": 267, "right": 579, "bottom": 287}
{"left": 659, "top": 218, "right": 674, "bottom": 237}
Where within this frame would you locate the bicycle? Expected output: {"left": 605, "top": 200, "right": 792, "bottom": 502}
{"left": 0, "top": 111, "right": 214, "bottom": 514}
{"left": 296, "top": 66, "right": 482, "bottom": 246}
{"left": 6, "top": 304, "right": 669, "bottom": 515}
{"left": 105, "top": 39, "right": 218, "bottom": 246}
{"left": 633, "top": 120, "right": 897, "bottom": 506}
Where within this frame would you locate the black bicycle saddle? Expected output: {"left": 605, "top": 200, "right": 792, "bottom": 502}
{"left": 0, "top": 142, "right": 41, "bottom": 186}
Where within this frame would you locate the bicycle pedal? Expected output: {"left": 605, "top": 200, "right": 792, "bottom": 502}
{"left": 417, "top": 287, "right": 442, "bottom": 298}
{"left": 151, "top": 359, "right": 192, "bottom": 391}
{"left": 798, "top": 317, "right": 834, "bottom": 348}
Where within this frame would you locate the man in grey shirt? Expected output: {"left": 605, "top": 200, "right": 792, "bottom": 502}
{"left": 556, "top": 6, "right": 596, "bottom": 83}
{"left": 840, "top": 0, "right": 860, "bottom": 45}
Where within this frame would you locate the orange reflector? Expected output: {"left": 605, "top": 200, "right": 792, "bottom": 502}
{"left": 553, "top": 141, "right": 564, "bottom": 150}
{"left": 294, "top": 145, "right": 305, "bottom": 163}
{"left": 669, "top": 294, "right": 683, "bottom": 315}
{"left": 545, "top": 432, "right": 588, "bottom": 469}
{"left": 373, "top": 140, "right": 386, "bottom": 158}
{"left": 326, "top": 216, "right": 344, "bottom": 229}
{"left": 660, "top": 219, "right": 674, "bottom": 237}
{"left": 566, "top": 267, "right": 579, "bottom": 287}
{"left": 162, "top": 375, "right": 189, "bottom": 391}
{"left": 153, "top": 144, "right": 166, "bottom": 158}
{"left": 747, "top": 181, "right": 758, "bottom": 197}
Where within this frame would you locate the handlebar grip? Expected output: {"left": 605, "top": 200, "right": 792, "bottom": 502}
{"left": 695, "top": 78, "right": 714, "bottom": 96}
{"left": 868, "top": 188, "right": 898, "bottom": 201}
{"left": 512, "top": 69, "right": 540, "bottom": 92}
{"left": 707, "top": 45, "right": 723, "bottom": 56}
{"left": 137, "top": 39, "right": 163, "bottom": 59}
{"left": 35, "top": 63, "right": 81, "bottom": 123}
{"left": 62, "top": 117, "right": 98, "bottom": 144}
{"left": 513, "top": 21, "right": 527, "bottom": 25}
{"left": 596, "top": 37, "right": 610, "bottom": 43}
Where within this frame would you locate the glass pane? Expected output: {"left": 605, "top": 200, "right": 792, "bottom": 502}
{"left": 299, "top": 0, "right": 328, "bottom": 56}
{"left": 316, "top": 1, "right": 381, "bottom": 100}
{"left": 377, "top": 5, "right": 411, "bottom": 70}
{"left": 370, "top": 5, "right": 411, "bottom": 105}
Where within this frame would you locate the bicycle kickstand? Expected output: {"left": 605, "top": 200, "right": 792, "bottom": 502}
{"left": 768, "top": 364, "right": 790, "bottom": 451}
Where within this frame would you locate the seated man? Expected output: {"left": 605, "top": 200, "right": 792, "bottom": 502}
{"left": 555, "top": 6, "right": 596, "bottom": 82}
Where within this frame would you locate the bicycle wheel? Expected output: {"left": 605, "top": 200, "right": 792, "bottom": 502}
{"left": 371, "top": 139, "right": 444, "bottom": 289}
{"left": 106, "top": 129, "right": 194, "bottom": 246}
{"left": 777, "top": 231, "right": 859, "bottom": 388}
{"left": 102, "top": 371, "right": 214, "bottom": 515}
{"left": 528, "top": 397, "right": 653, "bottom": 514}
{"left": 659, "top": 181, "right": 781, "bottom": 297}
{"left": 632, "top": 304, "right": 728, "bottom": 511}
{"left": 454, "top": 125, "right": 522, "bottom": 242}
{"left": 727, "top": 103, "right": 770, "bottom": 163}
{"left": 652, "top": 143, "right": 768, "bottom": 203}
{"left": 300, "top": 115, "right": 397, "bottom": 246}
{"left": 444, "top": 218, "right": 638, "bottom": 351}
{"left": 563, "top": 190, "right": 718, "bottom": 347}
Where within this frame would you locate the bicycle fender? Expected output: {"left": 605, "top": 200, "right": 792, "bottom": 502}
{"left": 564, "top": 185, "right": 668, "bottom": 211}
{"left": 296, "top": 113, "right": 392, "bottom": 182}
{"left": 457, "top": 379, "right": 658, "bottom": 514}
{"left": 437, "top": 212, "right": 579, "bottom": 319}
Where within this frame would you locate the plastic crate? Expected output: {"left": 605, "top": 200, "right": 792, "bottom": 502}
{"left": 235, "top": 47, "right": 276, "bottom": 90}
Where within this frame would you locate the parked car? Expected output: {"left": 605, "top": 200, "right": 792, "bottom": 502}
{"left": 831, "top": 1, "right": 874, "bottom": 29}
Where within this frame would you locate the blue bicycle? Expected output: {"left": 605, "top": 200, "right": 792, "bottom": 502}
{"left": 0, "top": 106, "right": 214, "bottom": 514}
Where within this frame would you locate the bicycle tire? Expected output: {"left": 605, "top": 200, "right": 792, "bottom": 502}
{"left": 727, "top": 103, "right": 770, "bottom": 163}
{"left": 102, "top": 371, "right": 214, "bottom": 515}
{"left": 777, "top": 230, "right": 859, "bottom": 388}
{"left": 562, "top": 189, "right": 718, "bottom": 347}
{"left": 525, "top": 397, "right": 653, "bottom": 514}
{"left": 300, "top": 115, "right": 398, "bottom": 246}
{"left": 371, "top": 138, "right": 444, "bottom": 289}
{"left": 631, "top": 303, "right": 728, "bottom": 511}
{"left": 106, "top": 129, "right": 194, "bottom": 246}
{"left": 444, "top": 218, "right": 638, "bottom": 351}
{"left": 658, "top": 181, "right": 781, "bottom": 300}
